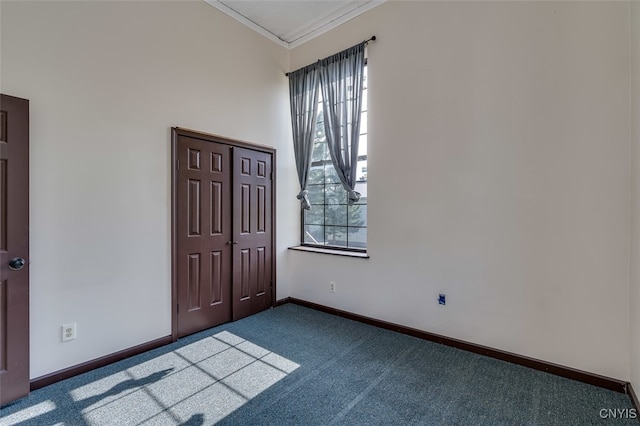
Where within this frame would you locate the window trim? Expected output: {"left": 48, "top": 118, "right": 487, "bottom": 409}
{"left": 289, "top": 245, "right": 369, "bottom": 258}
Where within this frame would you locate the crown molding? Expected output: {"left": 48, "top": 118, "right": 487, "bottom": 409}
{"left": 205, "top": 0, "right": 385, "bottom": 50}
{"left": 204, "top": 0, "right": 290, "bottom": 49}
{"left": 288, "top": 0, "right": 385, "bottom": 49}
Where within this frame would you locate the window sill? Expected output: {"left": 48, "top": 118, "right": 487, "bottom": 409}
{"left": 288, "top": 246, "right": 369, "bottom": 259}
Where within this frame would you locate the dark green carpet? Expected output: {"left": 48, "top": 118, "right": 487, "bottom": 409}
{"left": 0, "top": 304, "right": 637, "bottom": 425}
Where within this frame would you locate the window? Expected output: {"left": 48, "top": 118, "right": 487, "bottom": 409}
{"left": 302, "top": 67, "right": 368, "bottom": 250}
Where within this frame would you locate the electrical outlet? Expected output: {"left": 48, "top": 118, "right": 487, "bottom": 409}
{"left": 438, "top": 294, "right": 446, "bottom": 305}
{"left": 329, "top": 281, "right": 336, "bottom": 293}
{"left": 62, "top": 323, "right": 77, "bottom": 342}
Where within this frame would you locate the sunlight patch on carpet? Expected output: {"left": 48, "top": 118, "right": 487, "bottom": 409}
{"left": 0, "top": 400, "right": 57, "bottom": 425}
{"left": 60, "top": 332, "right": 299, "bottom": 425}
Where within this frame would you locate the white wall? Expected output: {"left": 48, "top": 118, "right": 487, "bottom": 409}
{"left": 631, "top": 1, "right": 640, "bottom": 393}
{"left": 289, "top": 1, "right": 631, "bottom": 380}
{"left": 2, "top": 0, "right": 634, "bottom": 384}
{"left": 1, "top": 0, "right": 297, "bottom": 379}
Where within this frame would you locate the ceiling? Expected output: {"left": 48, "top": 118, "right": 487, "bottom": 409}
{"left": 205, "top": 0, "right": 384, "bottom": 49}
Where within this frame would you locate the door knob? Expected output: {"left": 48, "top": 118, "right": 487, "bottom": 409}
{"left": 227, "top": 241, "right": 239, "bottom": 245}
{"left": 8, "top": 257, "right": 26, "bottom": 271}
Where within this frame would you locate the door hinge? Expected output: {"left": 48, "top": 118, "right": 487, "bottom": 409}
{"left": 176, "top": 160, "right": 180, "bottom": 170}
{"left": 177, "top": 304, "right": 179, "bottom": 314}
{"left": 270, "top": 172, "right": 273, "bottom": 181}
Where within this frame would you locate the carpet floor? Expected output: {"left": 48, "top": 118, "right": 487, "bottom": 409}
{"left": 0, "top": 304, "right": 637, "bottom": 425}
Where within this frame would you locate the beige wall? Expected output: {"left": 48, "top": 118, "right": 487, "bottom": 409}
{"left": 1, "top": 0, "right": 297, "bottom": 379}
{"left": 631, "top": 1, "right": 640, "bottom": 392}
{"left": 289, "top": 1, "right": 631, "bottom": 380}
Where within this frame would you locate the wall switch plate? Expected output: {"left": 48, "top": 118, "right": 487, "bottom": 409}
{"left": 62, "top": 323, "right": 77, "bottom": 342}
{"left": 438, "top": 294, "right": 446, "bottom": 305}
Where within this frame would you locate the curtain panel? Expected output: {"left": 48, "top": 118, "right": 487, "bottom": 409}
{"left": 288, "top": 64, "right": 320, "bottom": 210}
{"left": 318, "top": 42, "right": 366, "bottom": 205}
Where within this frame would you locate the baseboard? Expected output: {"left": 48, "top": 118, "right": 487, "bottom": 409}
{"left": 274, "top": 297, "right": 290, "bottom": 307}
{"left": 30, "top": 335, "right": 172, "bottom": 391}
{"left": 286, "top": 298, "right": 629, "bottom": 394}
{"left": 630, "top": 383, "right": 640, "bottom": 414}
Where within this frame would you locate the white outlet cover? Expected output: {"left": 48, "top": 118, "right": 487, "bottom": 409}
{"left": 62, "top": 323, "right": 77, "bottom": 342}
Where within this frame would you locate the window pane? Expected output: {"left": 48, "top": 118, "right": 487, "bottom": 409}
{"left": 358, "top": 134, "right": 367, "bottom": 156}
{"left": 361, "top": 89, "right": 368, "bottom": 112}
{"left": 304, "top": 225, "right": 324, "bottom": 244}
{"left": 348, "top": 204, "right": 367, "bottom": 227}
{"left": 307, "top": 184, "right": 324, "bottom": 205}
{"left": 355, "top": 181, "right": 367, "bottom": 200}
{"left": 325, "top": 183, "right": 347, "bottom": 204}
{"left": 308, "top": 165, "right": 324, "bottom": 185}
{"left": 356, "top": 160, "right": 367, "bottom": 182}
{"left": 359, "top": 112, "right": 367, "bottom": 135}
{"left": 316, "top": 106, "right": 324, "bottom": 123}
{"left": 324, "top": 165, "right": 341, "bottom": 184}
{"left": 315, "top": 104, "right": 325, "bottom": 133}
{"left": 304, "top": 206, "right": 325, "bottom": 225}
{"left": 347, "top": 227, "right": 367, "bottom": 249}
{"left": 311, "top": 142, "right": 326, "bottom": 162}
{"left": 326, "top": 204, "right": 347, "bottom": 226}
{"left": 325, "top": 226, "right": 348, "bottom": 247}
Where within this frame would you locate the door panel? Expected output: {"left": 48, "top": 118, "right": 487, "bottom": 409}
{"left": 232, "top": 147, "right": 273, "bottom": 320}
{"left": 176, "top": 136, "right": 232, "bottom": 337}
{"left": 210, "top": 251, "right": 222, "bottom": 304}
{"left": 0, "top": 94, "right": 29, "bottom": 406}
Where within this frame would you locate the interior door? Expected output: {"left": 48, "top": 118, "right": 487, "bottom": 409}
{"left": 0, "top": 95, "right": 30, "bottom": 406}
{"left": 232, "top": 147, "right": 273, "bottom": 320}
{"left": 176, "top": 135, "right": 232, "bottom": 337}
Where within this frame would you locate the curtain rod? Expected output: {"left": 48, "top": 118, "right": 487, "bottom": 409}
{"left": 285, "top": 36, "right": 376, "bottom": 77}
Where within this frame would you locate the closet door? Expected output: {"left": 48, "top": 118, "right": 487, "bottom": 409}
{"left": 176, "top": 135, "right": 232, "bottom": 337}
{"left": 232, "top": 147, "right": 273, "bottom": 320}
{"left": 172, "top": 128, "right": 275, "bottom": 338}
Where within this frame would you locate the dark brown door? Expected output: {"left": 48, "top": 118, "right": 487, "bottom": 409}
{"left": 176, "top": 135, "right": 232, "bottom": 337}
{"left": 0, "top": 95, "right": 30, "bottom": 406}
{"left": 232, "top": 147, "right": 273, "bottom": 320}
